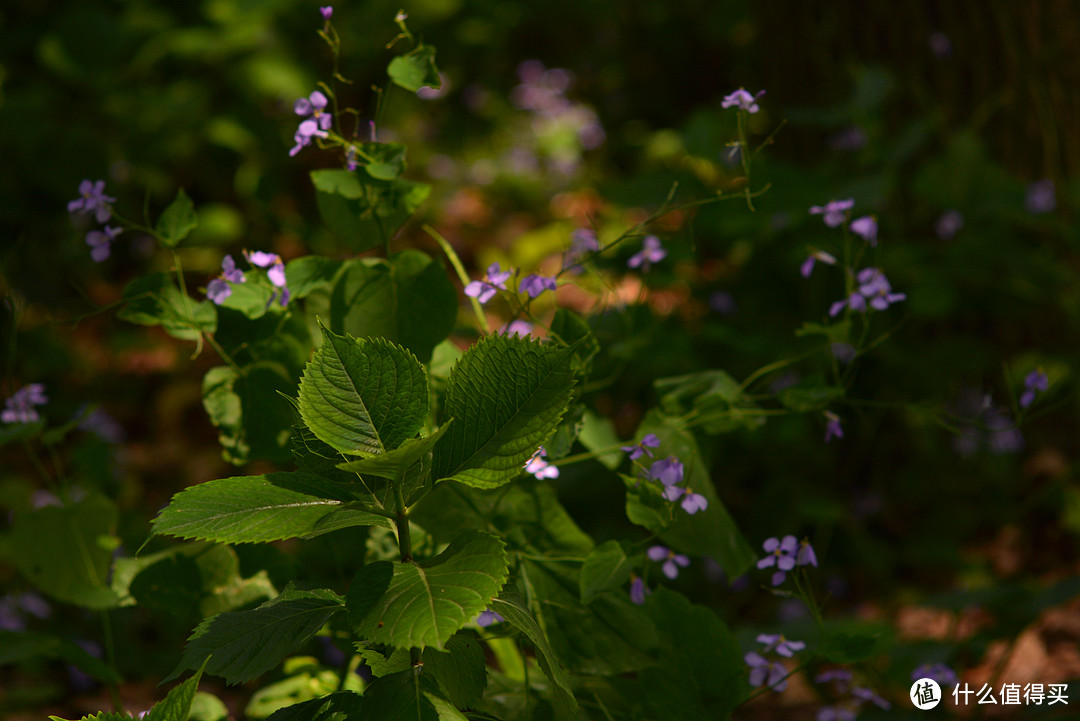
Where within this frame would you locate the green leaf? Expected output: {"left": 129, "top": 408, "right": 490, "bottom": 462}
{"left": 350, "top": 531, "right": 508, "bottom": 649}
{"left": 388, "top": 45, "right": 440, "bottom": 92}
{"left": 329, "top": 251, "right": 458, "bottom": 364}
{"left": 156, "top": 188, "right": 198, "bottom": 248}
{"left": 655, "top": 369, "right": 759, "bottom": 434}
{"left": 816, "top": 621, "right": 890, "bottom": 663}
{"left": 579, "top": 541, "right": 631, "bottom": 604}
{"left": 360, "top": 142, "right": 407, "bottom": 181}
{"left": 310, "top": 169, "right": 431, "bottom": 252}
{"left": 423, "top": 631, "right": 487, "bottom": 708}
{"left": 490, "top": 585, "right": 577, "bottom": 712}
{"left": 216, "top": 279, "right": 274, "bottom": 320}
{"left": 265, "top": 692, "right": 364, "bottom": 721}
{"left": 144, "top": 658, "right": 207, "bottom": 721}
{"left": 336, "top": 423, "right": 449, "bottom": 481}
{"left": 356, "top": 642, "right": 410, "bottom": 677}
{"left": 432, "top": 336, "right": 576, "bottom": 489}
{"left": 285, "top": 255, "right": 346, "bottom": 300}
{"left": 151, "top": 472, "right": 392, "bottom": 544}
{"left": 298, "top": 325, "right": 428, "bottom": 455}
{"left": 578, "top": 410, "right": 622, "bottom": 470}
{"left": 169, "top": 587, "right": 345, "bottom": 684}
{"left": 10, "top": 493, "right": 120, "bottom": 609}
{"left": 359, "top": 669, "right": 440, "bottom": 721}
{"left": 117, "top": 272, "right": 217, "bottom": 341}
{"left": 776, "top": 383, "right": 844, "bottom": 412}
{"left": 203, "top": 362, "right": 296, "bottom": 465}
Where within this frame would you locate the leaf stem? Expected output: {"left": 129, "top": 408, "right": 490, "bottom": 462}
{"left": 393, "top": 477, "right": 412, "bottom": 563}
{"left": 424, "top": 224, "right": 490, "bottom": 332}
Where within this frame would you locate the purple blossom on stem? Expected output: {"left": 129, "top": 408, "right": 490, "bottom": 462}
{"left": 829, "top": 267, "right": 906, "bottom": 316}
{"left": 1020, "top": 369, "right": 1049, "bottom": 409}
{"left": 1025, "top": 179, "right": 1056, "bottom": 214}
{"left": 824, "top": 411, "right": 844, "bottom": 443}
{"left": 621, "top": 433, "right": 660, "bottom": 461}
{"left": 849, "top": 215, "right": 878, "bottom": 246}
{"left": 745, "top": 653, "right": 788, "bottom": 691}
{"left": 809, "top": 198, "right": 854, "bottom": 228}
{"left": 662, "top": 484, "right": 709, "bottom": 514}
{"left": 721, "top": 88, "right": 765, "bottom": 114}
{"left": 796, "top": 538, "right": 818, "bottom": 567}
{"left": 475, "top": 610, "right": 504, "bottom": 627}
{"left": 221, "top": 254, "right": 245, "bottom": 283}
{"left": 2, "top": 384, "right": 48, "bottom": 424}
{"left": 206, "top": 279, "right": 231, "bottom": 305}
{"left": 206, "top": 254, "right": 247, "bottom": 305}
{"left": 519, "top": 273, "right": 558, "bottom": 299}
{"left": 800, "top": 249, "right": 837, "bottom": 278}
{"left": 500, "top": 320, "right": 534, "bottom": 338}
{"left": 627, "top": 235, "right": 666, "bottom": 271}
{"left": 757, "top": 633, "right": 806, "bottom": 658}
{"left": 290, "top": 119, "right": 330, "bottom": 157}
{"left": 319, "top": 6, "right": 333, "bottom": 20}
{"left": 646, "top": 456, "right": 684, "bottom": 486}
{"left": 851, "top": 687, "right": 890, "bottom": 710}
{"left": 935, "top": 210, "right": 964, "bottom": 239}
{"left": 85, "top": 225, "right": 122, "bottom": 262}
{"left": 830, "top": 343, "right": 856, "bottom": 365}
{"left": 815, "top": 706, "right": 856, "bottom": 721}
{"left": 524, "top": 446, "right": 559, "bottom": 480}
{"left": 243, "top": 250, "right": 289, "bottom": 307}
{"left": 647, "top": 545, "right": 690, "bottom": 579}
{"left": 757, "top": 536, "right": 797, "bottom": 586}
{"left": 565, "top": 228, "right": 600, "bottom": 270}
{"left": 68, "top": 180, "right": 115, "bottom": 223}
{"left": 815, "top": 669, "right": 853, "bottom": 687}
{"left": 294, "top": 91, "right": 332, "bottom": 131}
{"left": 464, "top": 262, "right": 512, "bottom": 304}
{"left": 629, "top": 575, "right": 650, "bottom": 605}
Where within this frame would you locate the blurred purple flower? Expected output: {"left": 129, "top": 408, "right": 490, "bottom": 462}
{"left": 206, "top": 279, "right": 231, "bottom": 305}
{"left": 800, "top": 250, "right": 837, "bottom": 278}
{"left": 621, "top": 433, "right": 660, "bottom": 461}
{"left": 244, "top": 250, "right": 290, "bottom": 307}
{"left": 646, "top": 456, "right": 684, "bottom": 486}
{"left": 824, "top": 411, "right": 844, "bottom": 443}
{"left": 797, "top": 538, "right": 818, "bottom": 567}
{"left": 565, "top": 227, "right": 600, "bottom": 270}
{"left": 629, "top": 575, "right": 650, "bottom": 605}
{"left": 1026, "top": 179, "right": 1056, "bottom": 214}
{"left": 928, "top": 32, "right": 952, "bottom": 58}
{"left": 721, "top": 88, "right": 765, "bottom": 114}
{"left": 519, "top": 273, "right": 558, "bottom": 299}
{"left": 831, "top": 343, "right": 856, "bottom": 365}
{"left": 290, "top": 118, "right": 329, "bottom": 157}
{"left": 816, "top": 706, "right": 856, "bottom": 721}
{"left": 221, "top": 254, "right": 245, "bottom": 283}
{"left": 627, "top": 235, "right": 667, "bottom": 271}
{"left": 815, "top": 669, "right": 853, "bottom": 687}
{"left": 809, "top": 199, "right": 854, "bottom": 228}
{"left": 294, "top": 91, "right": 332, "bottom": 130}
{"left": 2, "top": 384, "right": 47, "bottom": 424}
{"left": 1020, "top": 369, "right": 1049, "bottom": 409}
{"left": 829, "top": 267, "right": 905, "bottom": 316}
{"left": 500, "top": 320, "right": 534, "bottom": 338}
{"left": 648, "top": 545, "right": 690, "bottom": 579}
{"left": 849, "top": 216, "right": 878, "bottom": 246}
{"left": 757, "top": 633, "right": 806, "bottom": 658}
{"left": 206, "top": 254, "right": 248, "bottom": 305}
{"left": 475, "top": 609, "right": 504, "bottom": 627}
{"left": 68, "top": 180, "right": 115, "bottom": 223}
{"left": 524, "top": 446, "right": 559, "bottom": 480}
{"left": 319, "top": 6, "right": 333, "bottom": 20}
{"left": 465, "top": 262, "right": 512, "bottom": 304}
{"left": 662, "top": 484, "right": 708, "bottom": 514}
{"left": 79, "top": 408, "right": 125, "bottom": 443}
{"left": 829, "top": 126, "right": 867, "bottom": 152}
{"left": 852, "top": 687, "right": 890, "bottom": 710}
{"left": 85, "top": 226, "right": 122, "bottom": 263}
{"left": 745, "top": 652, "right": 788, "bottom": 690}
{"left": 912, "top": 662, "right": 958, "bottom": 687}
{"left": 935, "top": 210, "right": 964, "bottom": 239}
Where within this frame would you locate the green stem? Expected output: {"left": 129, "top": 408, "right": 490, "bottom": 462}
{"left": 424, "top": 224, "right": 490, "bottom": 333}
{"left": 394, "top": 478, "right": 412, "bottom": 563}
{"left": 100, "top": 610, "right": 124, "bottom": 713}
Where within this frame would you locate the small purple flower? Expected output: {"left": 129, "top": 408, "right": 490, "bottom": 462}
{"left": 2, "top": 384, "right": 48, "bottom": 424}
{"left": 849, "top": 216, "right": 878, "bottom": 247}
{"left": 816, "top": 706, "right": 856, "bottom": 721}
{"left": 816, "top": 669, "right": 853, "bottom": 687}
{"left": 621, "top": 433, "right": 660, "bottom": 461}
{"left": 911, "top": 663, "right": 958, "bottom": 687}
{"left": 519, "top": 273, "right": 558, "bottom": 299}
{"left": 290, "top": 118, "right": 329, "bottom": 157}
{"left": 1025, "top": 179, "right": 1055, "bottom": 214}
{"left": 245, "top": 250, "right": 280, "bottom": 268}
{"left": 464, "top": 262, "right": 512, "bottom": 304}
{"left": 345, "top": 145, "right": 358, "bottom": 171}
{"left": 935, "top": 210, "right": 964, "bottom": 240}
{"left": 646, "top": 456, "right": 684, "bottom": 486}
{"left": 757, "top": 536, "right": 797, "bottom": 586}
{"left": 68, "top": 180, "right": 115, "bottom": 223}
{"left": 629, "top": 575, "right": 649, "bottom": 605}
{"left": 1020, "top": 369, "right": 1049, "bottom": 409}
{"left": 796, "top": 538, "right": 818, "bottom": 567}
{"left": 319, "top": 6, "right": 333, "bottom": 20}
{"left": 566, "top": 228, "right": 600, "bottom": 270}
{"left": 809, "top": 199, "right": 854, "bottom": 228}
{"left": 851, "top": 687, "right": 890, "bottom": 710}
{"left": 524, "top": 446, "right": 559, "bottom": 480}
{"left": 475, "top": 609, "right": 504, "bottom": 627}
{"left": 242, "top": 250, "right": 289, "bottom": 307}
{"left": 627, "top": 235, "right": 667, "bottom": 271}
{"left": 85, "top": 225, "right": 122, "bottom": 263}
{"left": 824, "top": 412, "right": 844, "bottom": 443}
{"left": 757, "top": 633, "right": 806, "bottom": 658}
{"left": 721, "top": 88, "right": 765, "bottom": 114}
{"left": 830, "top": 343, "right": 856, "bottom": 365}
{"left": 206, "top": 279, "right": 231, "bottom": 305}
{"left": 800, "top": 250, "right": 837, "bottom": 278}
{"left": 662, "top": 484, "right": 709, "bottom": 515}
{"left": 294, "top": 91, "right": 333, "bottom": 131}
{"left": 221, "top": 254, "right": 245, "bottom": 283}
{"left": 647, "top": 545, "right": 690, "bottom": 580}
{"left": 206, "top": 254, "right": 247, "bottom": 305}
{"left": 500, "top": 320, "right": 534, "bottom": 338}
{"left": 745, "top": 652, "right": 788, "bottom": 691}
{"left": 79, "top": 407, "right": 125, "bottom": 444}
{"left": 830, "top": 267, "right": 906, "bottom": 316}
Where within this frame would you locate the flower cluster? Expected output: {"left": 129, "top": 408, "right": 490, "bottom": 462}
{"left": 644, "top": 456, "right": 708, "bottom": 515}
{"left": 519, "top": 273, "right": 558, "bottom": 299}
{"left": 722, "top": 88, "right": 765, "bottom": 114}
{"left": 1020, "top": 369, "right": 1049, "bottom": 409}
{"left": 2, "top": 384, "right": 48, "bottom": 424}
{"left": 744, "top": 634, "right": 804, "bottom": 692}
{"left": 524, "top": 446, "right": 559, "bottom": 480}
{"left": 69, "top": 180, "right": 119, "bottom": 262}
{"left": 951, "top": 389, "right": 1023, "bottom": 457}
{"left": 246, "top": 251, "right": 290, "bottom": 307}
{"left": 828, "top": 267, "right": 906, "bottom": 317}
{"left": 757, "top": 535, "right": 817, "bottom": 586}
{"left": 511, "top": 60, "right": 606, "bottom": 158}
{"left": 206, "top": 255, "right": 246, "bottom": 305}
{"left": 290, "top": 91, "right": 333, "bottom": 157}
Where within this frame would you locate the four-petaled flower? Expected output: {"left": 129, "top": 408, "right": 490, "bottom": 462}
{"left": 1020, "top": 369, "right": 1049, "bottom": 409}
{"left": 68, "top": 180, "right": 116, "bottom": 223}
{"left": 475, "top": 609, "right": 504, "bottom": 627}
{"left": 85, "top": 225, "right": 122, "bottom": 263}
{"left": 647, "top": 545, "right": 690, "bottom": 579}
{"left": 622, "top": 433, "right": 660, "bottom": 461}
{"left": 849, "top": 215, "right": 878, "bottom": 246}
{"left": 757, "top": 535, "right": 797, "bottom": 586}
{"left": 800, "top": 249, "right": 837, "bottom": 278}
{"left": 815, "top": 669, "right": 853, "bottom": 688}
{"left": 519, "top": 273, "right": 558, "bottom": 299}
{"left": 319, "top": 6, "right": 333, "bottom": 20}
{"left": 824, "top": 411, "right": 844, "bottom": 443}
{"left": 646, "top": 456, "right": 684, "bottom": 486}
{"left": 629, "top": 575, "right": 650, "bottom": 605}
{"left": 722, "top": 88, "right": 765, "bottom": 114}
{"left": 627, "top": 235, "right": 666, "bottom": 271}
{"left": 464, "top": 262, "right": 512, "bottom": 304}
{"left": 2, "top": 384, "right": 48, "bottom": 424}
{"left": 757, "top": 633, "right": 806, "bottom": 658}
{"left": 809, "top": 199, "right": 854, "bottom": 228}
{"left": 662, "top": 484, "right": 709, "bottom": 514}
{"left": 524, "top": 446, "right": 559, "bottom": 480}
{"left": 745, "top": 652, "right": 788, "bottom": 691}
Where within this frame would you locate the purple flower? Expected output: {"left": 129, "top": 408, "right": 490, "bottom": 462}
{"left": 935, "top": 210, "right": 964, "bottom": 239}
{"left": 475, "top": 609, "right": 504, "bottom": 627}
{"left": 829, "top": 126, "right": 867, "bottom": 152}
{"left": 647, "top": 545, "right": 690, "bottom": 580}
{"left": 500, "top": 320, "right": 534, "bottom": 338}
{"left": 1026, "top": 179, "right": 1055, "bottom": 214}
{"left": 849, "top": 216, "right": 878, "bottom": 246}
{"left": 627, "top": 235, "right": 667, "bottom": 271}
{"left": 757, "top": 633, "right": 806, "bottom": 658}
{"left": 294, "top": 91, "right": 333, "bottom": 131}
{"left": 911, "top": 663, "right": 958, "bottom": 687}
{"left": 796, "top": 538, "right": 818, "bottom": 567}
{"left": 221, "top": 254, "right": 245, "bottom": 283}
{"left": 464, "top": 262, "right": 512, "bottom": 304}
{"left": 206, "top": 279, "right": 231, "bottom": 305}
{"left": 566, "top": 228, "right": 600, "bottom": 269}
{"left": 345, "top": 145, "right": 358, "bottom": 171}
{"left": 524, "top": 447, "right": 559, "bottom": 480}
{"left": 68, "top": 180, "right": 115, "bottom": 223}
{"left": 621, "top": 433, "right": 660, "bottom": 461}
{"left": 830, "top": 343, "right": 856, "bottom": 365}
{"left": 245, "top": 250, "right": 281, "bottom": 268}
{"left": 851, "top": 687, "right": 890, "bottom": 710}
{"left": 206, "top": 254, "right": 247, "bottom": 305}
{"left": 242, "top": 250, "right": 289, "bottom": 307}
{"left": 662, "top": 484, "right": 709, "bottom": 515}
{"left": 758, "top": 536, "right": 797, "bottom": 585}
{"left": 85, "top": 225, "right": 122, "bottom": 262}
{"left": 1020, "top": 369, "right": 1049, "bottom": 409}
{"left": 79, "top": 408, "right": 125, "bottom": 444}
{"left": 800, "top": 249, "right": 837, "bottom": 278}
{"left": 290, "top": 119, "right": 329, "bottom": 157}
{"left": 745, "top": 652, "right": 788, "bottom": 690}
{"left": 629, "top": 575, "right": 649, "bottom": 605}
{"left": 319, "top": 6, "right": 333, "bottom": 20}
{"left": 816, "top": 706, "right": 856, "bottom": 721}
{"left": 2, "top": 384, "right": 48, "bottom": 424}
{"left": 721, "top": 88, "right": 765, "bottom": 114}
{"left": 824, "top": 412, "right": 844, "bottom": 443}
{"left": 829, "top": 267, "right": 906, "bottom": 316}
{"left": 816, "top": 669, "right": 853, "bottom": 687}
{"left": 809, "top": 199, "right": 854, "bottom": 228}
{"left": 646, "top": 456, "right": 684, "bottom": 486}
{"left": 519, "top": 273, "right": 558, "bottom": 299}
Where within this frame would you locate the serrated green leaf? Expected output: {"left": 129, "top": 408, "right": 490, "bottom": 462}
{"left": 216, "top": 278, "right": 274, "bottom": 320}
{"left": 144, "top": 658, "right": 207, "bottom": 721}
{"left": 388, "top": 45, "right": 440, "bottom": 92}
{"left": 550, "top": 309, "right": 599, "bottom": 375}
{"left": 169, "top": 587, "right": 345, "bottom": 684}
{"left": 423, "top": 631, "right": 487, "bottom": 708}
{"left": 151, "top": 472, "right": 392, "bottom": 544}
{"left": 579, "top": 541, "right": 631, "bottom": 604}
{"left": 117, "top": 272, "right": 217, "bottom": 341}
{"left": 329, "top": 251, "right": 457, "bottom": 364}
{"left": 203, "top": 362, "right": 296, "bottom": 465}
{"left": 351, "top": 531, "right": 508, "bottom": 650}
{"left": 299, "top": 326, "right": 428, "bottom": 455}
{"left": 310, "top": 169, "right": 431, "bottom": 252}
{"left": 336, "top": 424, "right": 448, "bottom": 480}
{"left": 360, "top": 669, "right": 441, "bottom": 721}
{"left": 265, "top": 692, "right": 364, "bottom": 721}
{"left": 356, "top": 642, "right": 411, "bottom": 677}
{"left": 156, "top": 188, "right": 198, "bottom": 247}
{"left": 490, "top": 585, "right": 577, "bottom": 712}
{"left": 432, "top": 336, "right": 576, "bottom": 489}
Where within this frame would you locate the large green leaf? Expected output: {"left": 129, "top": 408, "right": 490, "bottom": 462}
{"left": 423, "top": 631, "right": 487, "bottom": 709}
{"left": 117, "top": 272, "right": 217, "bottom": 341}
{"left": 359, "top": 669, "right": 444, "bottom": 721}
{"left": 298, "top": 326, "right": 428, "bottom": 455}
{"left": 168, "top": 587, "right": 345, "bottom": 684}
{"left": 310, "top": 169, "right": 431, "bottom": 252}
{"left": 156, "top": 187, "right": 198, "bottom": 248}
{"left": 144, "top": 659, "right": 207, "bottom": 721}
{"left": 9, "top": 493, "right": 120, "bottom": 609}
{"left": 387, "top": 45, "right": 440, "bottom": 92}
{"left": 151, "top": 472, "right": 392, "bottom": 544}
{"left": 349, "top": 531, "right": 508, "bottom": 649}
{"left": 328, "top": 251, "right": 457, "bottom": 364}
{"left": 202, "top": 362, "right": 296, "bottom": 465}
{"left": 579, "top": 540, "right": 632, "bottom": 604}
{"left": 432, "top": 336, "right": 576, "bottom": 489}
{"left": 265, "top": 692, "right": 364, "bottom": 721}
